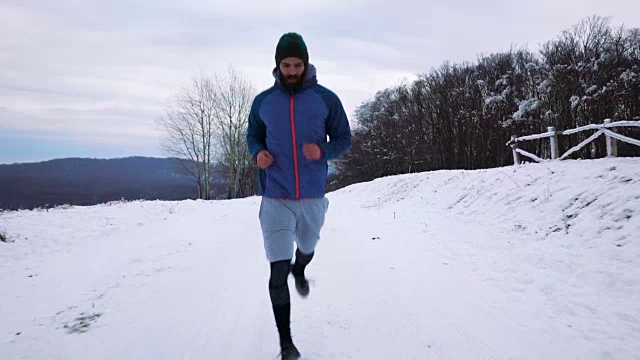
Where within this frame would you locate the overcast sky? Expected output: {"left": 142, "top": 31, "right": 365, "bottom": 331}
{"left": 1, "top": 0, "right": 638, "bottom": 164}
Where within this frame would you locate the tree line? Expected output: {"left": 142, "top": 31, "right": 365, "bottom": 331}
{"left": 330, "top": 16, "right": 640, "bottom": 190}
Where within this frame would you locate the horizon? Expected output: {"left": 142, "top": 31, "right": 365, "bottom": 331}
{"left": 2, "top": 1, "right": 640, "bottom": 164}
{"left": 0, "top": 155, "right": 174, "bottom": 166}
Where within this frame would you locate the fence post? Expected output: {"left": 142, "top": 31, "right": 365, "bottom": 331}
{"left": 510, "top": 136, "right": 521, "bottom": 166}
{"left": 604, "top": 119, "right": 618, "bottom": 157}
{"left": 548, "top": 126, "right": 559, "bottom": 160}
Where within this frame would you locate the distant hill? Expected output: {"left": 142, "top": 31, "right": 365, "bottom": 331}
{"left": 0, "top": 157, "right": 222, "bottom": 210}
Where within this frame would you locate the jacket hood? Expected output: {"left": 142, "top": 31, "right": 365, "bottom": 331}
{"left": 272, "top": 63, "right": 318, "bottom": 92}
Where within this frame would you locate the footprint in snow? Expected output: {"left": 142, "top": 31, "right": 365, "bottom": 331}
{"left": 64, "top": 312, "right": 103, "bottom": 334}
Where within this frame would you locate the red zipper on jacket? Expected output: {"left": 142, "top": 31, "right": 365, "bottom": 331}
{"left": 289, "top": 92, "right": 300, "bottom": 200}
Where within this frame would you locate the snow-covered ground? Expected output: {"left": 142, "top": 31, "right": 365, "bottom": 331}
{"left": 1, "top": 158, "right": 639, "bottom": 359}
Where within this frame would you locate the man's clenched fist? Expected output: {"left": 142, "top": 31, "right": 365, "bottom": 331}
{"left": 303, "top": 143, "right": 322, "bottom": 161}
{"left": 256, "top": 150, "right": 274, "bottom": 169}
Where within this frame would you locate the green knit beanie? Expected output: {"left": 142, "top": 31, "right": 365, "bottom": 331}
{"left": 275, "top": 32, "right": 309, "bottom": 66}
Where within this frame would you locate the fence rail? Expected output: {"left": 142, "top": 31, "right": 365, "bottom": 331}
{"left": 507, "top": 119, "right": 640, "bottom": 165}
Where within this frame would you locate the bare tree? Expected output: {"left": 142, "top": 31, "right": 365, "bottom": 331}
{"left": 157, "top": 68, "right": 258, "bottom": 200}
{"left": 212, "top": 67, "right": 256, "bottom": 199}
{"left": 157, "top": 73, "right": 217, "bottom": 200}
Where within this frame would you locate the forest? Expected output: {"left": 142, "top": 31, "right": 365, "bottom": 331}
{"left": 329, "top": 16, "right": 640, "bottom": 190}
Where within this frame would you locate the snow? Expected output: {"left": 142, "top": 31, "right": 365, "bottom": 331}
{"left": 620, "top": 70, "right": 637, "bottom": 82}
{"left": 544, "top": 110, "right": 556, "bottom": 120}
{"left": 525, "top": 62, "right": 538, "bottom": 71}
{"left": 570, "top": 95, "right": 581, "bottom": 109}
{"left": 484, "top": 94, "right": 505, "bottom": 106}
{"left": 586, "top": 85, "right": 599, "bottom": 94}
{"left": 512, "top": 98, "right": 540, "bottom": 121}
{"left": 1, "top": 158, "right": 640, "bottom": 359}
{"left": 538, "top": 79, "right": 552, "bottom": 93}
{"left": 495, "top": 78, "right": 508, "bottom": 87}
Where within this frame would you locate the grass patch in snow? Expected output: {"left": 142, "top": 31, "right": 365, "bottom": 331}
{"left": 0, "top": 229, "right": 10, "bottom": 243}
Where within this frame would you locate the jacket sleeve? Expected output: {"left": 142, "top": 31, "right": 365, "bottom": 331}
{"left": 246, "top": 99, "right": 266, "bottom": 160}
{"left": 320, "top": 94, "right": 352, "bottom": 161}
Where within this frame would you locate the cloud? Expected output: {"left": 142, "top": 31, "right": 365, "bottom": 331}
{"left": 1, "top": 0, "right": 639, "bottom": 163}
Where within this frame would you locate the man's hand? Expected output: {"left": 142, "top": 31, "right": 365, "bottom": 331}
{"left": 303, "top": 143, "right": 322, "bottom": 161}
{"left": 256, "top": 150, "right": 274, "bottom": 169}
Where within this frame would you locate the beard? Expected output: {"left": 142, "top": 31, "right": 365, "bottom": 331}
{"left": 279, "top": 71, "right": 305, "bottom": 91}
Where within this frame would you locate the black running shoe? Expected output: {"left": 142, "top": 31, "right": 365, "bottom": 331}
{"left": 280, "top": 343, "right": 301, "bottom": 359}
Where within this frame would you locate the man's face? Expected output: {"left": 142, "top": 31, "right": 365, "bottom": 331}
{"left": 279, "top": 57, "right": 305, "bottom": 88}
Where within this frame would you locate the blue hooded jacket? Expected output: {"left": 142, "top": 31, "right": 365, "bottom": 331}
{"left": 247, "top": 64, "right": 352, "bottom": 199}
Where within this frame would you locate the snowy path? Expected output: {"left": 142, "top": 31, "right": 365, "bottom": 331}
{"left": 307, "top": 205, "right": 610, "bottom": 360}
{"left": 1, "top": 158, "right": 639, "bottom": 359}
{"left": 4, "top": 200, "right": 541, "bottom": 360}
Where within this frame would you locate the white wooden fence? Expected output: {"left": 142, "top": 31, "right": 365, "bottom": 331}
{"left": 507, "top": 119, "right": 640, "bottom": 165}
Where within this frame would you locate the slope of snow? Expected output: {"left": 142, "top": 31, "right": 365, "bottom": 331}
{"left": 1, "top": 158, "right": 639, "bottom": 359}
